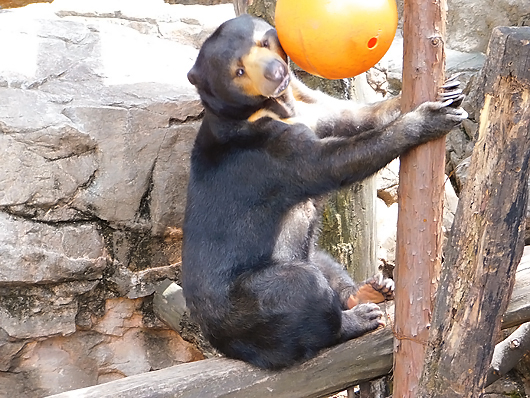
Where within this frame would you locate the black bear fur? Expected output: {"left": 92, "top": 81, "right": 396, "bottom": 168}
{"left": 182, "top": 14, "right": 467, "bottom": 370}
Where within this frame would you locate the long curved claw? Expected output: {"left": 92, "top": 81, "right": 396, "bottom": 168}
{"left": 440, "top": 80, "right": 461, "bottom": 90}
{"left": 439, "top": 73, "right": 465, "bottom": 108}
{"left": 445, "top": 72, "right": 463, "bottom": 82}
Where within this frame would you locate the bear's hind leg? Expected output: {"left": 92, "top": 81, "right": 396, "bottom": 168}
{"left": 227, "top": 260, "right": 343, "bottom": 369}
{"left": 311, "top": 250, "right": 358, "bottom": 309}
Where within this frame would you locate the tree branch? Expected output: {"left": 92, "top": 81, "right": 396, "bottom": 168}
{"left": 394, "top": 0, "right": 447, "bottom": 394}
{"left": 503, "top": 246, "right": 530, "bottom": 329}
{"left": 484, "top": 322, "right": 530, "bottom": 387}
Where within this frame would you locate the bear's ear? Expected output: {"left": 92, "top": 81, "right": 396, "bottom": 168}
{"left": 187, "top": 67, "right": 200, "bottom": 86}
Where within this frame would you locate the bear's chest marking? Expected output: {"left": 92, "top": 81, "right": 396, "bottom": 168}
{"left": 272, "top": 199, "right": 318, "bottom": 262}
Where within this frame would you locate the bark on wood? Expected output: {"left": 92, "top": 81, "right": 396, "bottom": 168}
{"left": 320, "top": 169, "right": 377, "bottom": 283}
{"left": 232, "top": 0, "right": 250, "bottom": 16}
{"left": 394, "top": 0, "right": 447, "bottom": 396}
{"left": 358, "top": 377, "right": 390, "bottom": 398}
{"left": 484, "top": 322, "right": 530, "bottom": 387}
{"left": 246, "top": 0, "right": 275, "bottom": 25}
{"left": 46, "top": 325, "right": 394, "bottom": 398}
{"left": 45, "top": 263, "right": 530, "bottom": 398}
{"left": 418, "top": 26, "right": 530, "bottom": 398}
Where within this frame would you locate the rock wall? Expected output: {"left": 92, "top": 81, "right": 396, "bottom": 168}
{"left": 0, "top": 1, "right": 234, "bottom": 396}
{"left": 446, "top": 0, "right": 530, "bottom": 53}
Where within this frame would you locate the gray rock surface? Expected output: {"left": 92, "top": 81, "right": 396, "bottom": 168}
{"left": 375, "top": 164, "right": 459, "bottom": 263}
{"left": 0, "top": 213, "right": 106, "bottom": 284}
{"left": 446, "top": 0, "right": 530, "bottom": 53}
{"left": 394, "top": 0, "right": 529, "bottom": 53}
{"left": 0, "top": 0, "right": 219, "bottom": 227}
{"left": 0, "top": 1, "right": 233, "bottom": 396}
{"left": 153, "top": 280, "right": 188, "bottom": 331}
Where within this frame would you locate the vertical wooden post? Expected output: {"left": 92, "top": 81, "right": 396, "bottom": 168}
{"left": 322, "top": 75, "right": 379, "bottom": 285}
{"left": 233, "top": 0, "right": 250, "bottom": 16}
{"left": 418, "top": 26, "right": 530, "bottom": 398}
{"left": 393, "top": 0, "right": 446, "bottom": 396}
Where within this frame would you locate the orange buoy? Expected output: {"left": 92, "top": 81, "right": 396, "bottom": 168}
{"left": 275, "top": 0, "right": 398, "bottom": 79}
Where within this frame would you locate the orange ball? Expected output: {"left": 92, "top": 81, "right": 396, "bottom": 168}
{"left": 275, "top": 0, "right": 398, "bottom": 79}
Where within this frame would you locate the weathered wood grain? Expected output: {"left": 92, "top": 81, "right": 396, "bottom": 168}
{"left": 485, "top": 321, "right": 530, "bottom": 387}
{"left": 47, "top": 324, "right": 394, "bottom": 398}
{"left": 394, "top": 0, "right": 447, "bottom": 395}
{"left": 503, "top": 246, "right": 530, "bottom": 329}
{"left": 418, "top": 26, "right": 530, "bottom": 398}
{"left": 46, "top": 257, "right": 530, "bottom": 398}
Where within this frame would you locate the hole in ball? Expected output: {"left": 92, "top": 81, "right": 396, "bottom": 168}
{"left": 367, "top": 37, "right": 378, "bottom": 49}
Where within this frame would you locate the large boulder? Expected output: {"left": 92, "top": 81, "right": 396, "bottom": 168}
{"left": 0, "top": 1, "right": 234, "bottom": 396}
{"left": 446, "top": 0, "right": 530, "bottom": 53}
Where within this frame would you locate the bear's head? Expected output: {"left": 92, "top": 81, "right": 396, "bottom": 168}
{"left": 187, "top": 15, "right": 290, "bottom": 120}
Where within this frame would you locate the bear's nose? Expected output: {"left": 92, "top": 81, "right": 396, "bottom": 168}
{"left": 264, "top": 59, "right": 287, "bottom": 83}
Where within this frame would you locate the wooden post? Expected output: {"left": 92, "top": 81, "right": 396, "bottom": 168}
{"left": 393, "top": 0, "right": 447, "bottom": 396}
{"left": 417, "top": 26, "right": 530, "bottom": 398}
{"left": 320, "top": 179, "right": 377, "bottom": 283}
{"left": 233, "top": 0, "right": 250, "bottom": 16}
{"left": 349, "top": 76, "right": 384, "bottom": 398}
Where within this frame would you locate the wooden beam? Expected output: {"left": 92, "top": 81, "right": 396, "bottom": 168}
{"left": 394, "top": 0, "right": 447, "bottom": 396}
{"left": 46, "top": 326, "right": 393, "bottom": 398}
{"left": 418, "top": 26, "right": 530, "bottom": 398}
{"left": 503, "top": 246, "right": 530, "bottom": 329}
{"left": 46, "top": 258, "right": 530, "bottom": 398}
{"left": 504, "top": 252, "right": 530, "bottom": 326}
{"left": 484, "top": 322, "right": 530, "bottom": 387}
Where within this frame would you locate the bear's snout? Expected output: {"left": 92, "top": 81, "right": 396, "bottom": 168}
{"left": 264, "top": 59, "right": 287, "bottom": 84}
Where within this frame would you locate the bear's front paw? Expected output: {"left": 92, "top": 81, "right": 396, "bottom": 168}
{"left": 431, "top": 73, "right": 469, "bottom": 128}
{"left": 408, "top": 73, "right": 468, "bottom": 139}
{"left": 415, "top": 99, "right": 468, "bottom": 136}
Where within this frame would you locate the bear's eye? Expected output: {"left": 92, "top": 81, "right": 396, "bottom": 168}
{"left": 236, "top": 68, "right": 245, "bottom": 77}
{"left": 262, "top": 39, "right": 270, "bottom": 48}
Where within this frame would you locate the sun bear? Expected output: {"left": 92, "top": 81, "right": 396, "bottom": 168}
{"left": 182, "top": 14, "right": 467, "bottom": 370}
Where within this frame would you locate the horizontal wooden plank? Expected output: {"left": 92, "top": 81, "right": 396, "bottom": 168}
{"left": 47, "top": 325, "right": 393, "bottom": 398}
{"left": 47, "top": 249, "right": 530, "bottom": 398}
